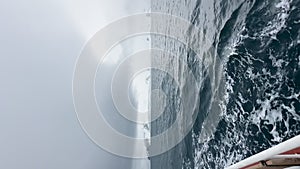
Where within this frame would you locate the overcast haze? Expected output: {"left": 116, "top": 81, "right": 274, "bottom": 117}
{"left": 0, "top": 0, "right": 149, "bottom": 168}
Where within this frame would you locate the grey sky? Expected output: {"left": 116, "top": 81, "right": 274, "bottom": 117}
{"left": 0, "top": 0, "right": 149, "bottom": 169}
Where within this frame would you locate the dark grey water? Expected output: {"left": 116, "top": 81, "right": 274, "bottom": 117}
{"left": 150, "top": 0, "right": 300, "bottom": 168}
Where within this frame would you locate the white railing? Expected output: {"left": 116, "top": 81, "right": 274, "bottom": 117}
{"left": 226, "top": 135, "right": 300, "bottom": 169}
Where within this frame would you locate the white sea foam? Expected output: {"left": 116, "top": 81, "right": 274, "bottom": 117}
{"left": 259, "top": 0, "right": 292, "bottom": 38}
